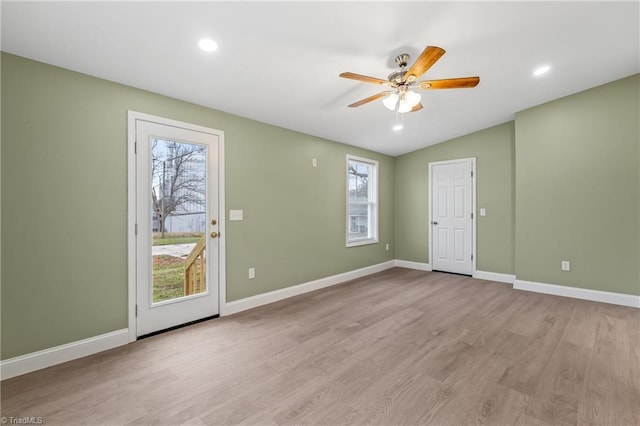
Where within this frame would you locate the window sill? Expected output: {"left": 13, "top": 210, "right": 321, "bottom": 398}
{"left": 346, "top": 239, "right": 378, "bottom": 248}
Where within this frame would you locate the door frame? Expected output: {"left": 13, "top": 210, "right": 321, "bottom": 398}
{"left": 427, "top": 157, "right": 477, "bottom": 275}
{"left": 127, "top": 111, "right": 226, "bottom": 342}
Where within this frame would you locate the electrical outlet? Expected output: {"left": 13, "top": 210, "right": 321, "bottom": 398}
{"left": 248, "top": 267, "right": 255, "bottom": 279}
{"left": 561, "top": 261, "right": 570, "bottom": 271}
{"left": 385, "top": 243, "right": 389, "bottom": 251}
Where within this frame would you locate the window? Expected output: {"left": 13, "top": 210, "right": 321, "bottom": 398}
{"left": 346, "top": 155, "right": 378, "bottom": 246}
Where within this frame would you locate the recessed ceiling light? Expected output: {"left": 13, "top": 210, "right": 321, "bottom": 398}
{"left": 393, "top": 123, "right": 404, "bottom": 131}
{"left": 198, "top": 38, "right": 218, "bottom": 52}
{"left": 533, "top": 65, "right": 551, "bottom": 77}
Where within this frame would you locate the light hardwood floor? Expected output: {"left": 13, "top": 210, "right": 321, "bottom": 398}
{"left": 2, "top": 268, "right": 639, "bottom": 425}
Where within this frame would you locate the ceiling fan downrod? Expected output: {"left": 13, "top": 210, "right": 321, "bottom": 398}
{"left": 388, "top": 53, "right": 410, "bottom": 85}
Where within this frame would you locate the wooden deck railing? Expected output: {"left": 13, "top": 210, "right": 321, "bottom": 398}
{"left": 184, "top": 235, "right": 206, "bottom": 296}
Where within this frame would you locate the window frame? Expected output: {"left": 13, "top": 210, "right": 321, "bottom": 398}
{"left": 345, "top": 154, "right": 379, "bottom": 247}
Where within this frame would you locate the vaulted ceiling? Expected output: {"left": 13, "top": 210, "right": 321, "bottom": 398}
{"left": 2, "top": 1, "right": 638, "bottom": 156}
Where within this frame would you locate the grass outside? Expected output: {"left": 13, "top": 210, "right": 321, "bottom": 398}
{"left": 153, "top": 255, "right": 185, "bottom": 302}
{"left": 153, "top": 232, "right": 202, "bottom": 246}
{"left": 152, "top": 232, "right": 205, "bottom": 302}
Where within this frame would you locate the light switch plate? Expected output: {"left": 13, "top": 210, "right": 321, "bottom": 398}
{"left": 229, "top": 209, "right": 243, "bottom": 221}
{"left": 480, "top": 208, "right": 486, "bottom": 216}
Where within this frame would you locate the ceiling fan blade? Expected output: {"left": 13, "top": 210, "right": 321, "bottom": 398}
{"left": 403, "top": 46, "right": 446, "bottom": 82}
{"left": 418, "top": 76, "right": 480, "bottom": 90}
{"left": 348, "top": 91, "right": 392, "bottom": 108}
{"left": 340, "top": 72, "right": 389, "bottom": 85}
{"left": 410, "top": 102, "right": 424, "bottom": 112}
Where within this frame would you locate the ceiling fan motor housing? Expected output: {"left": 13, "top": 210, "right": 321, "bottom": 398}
{"left": 388, "top": 70, "right": 407, "bottom": 85}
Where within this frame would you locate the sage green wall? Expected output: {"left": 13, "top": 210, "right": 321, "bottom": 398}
{"left": 225, "top": 123, "right": 395, "bottom": 301}
{"left": 1, "top": 53, "right": 395, "bottom": 359}
{"left": 2, "top": 51, "right": 637, "bottom": 361}
{"left": 515, "top": 74, "right": 639, "bottom": 296}
{"left": 394, "top": 122, "right": 515, "bottom": 274}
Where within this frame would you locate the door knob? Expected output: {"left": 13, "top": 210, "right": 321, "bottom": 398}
{"left": 210, "top": 231, "right": 219, "bottom": 238}
{"left": 431, "top": 221, "right": 438, "bottom": 225}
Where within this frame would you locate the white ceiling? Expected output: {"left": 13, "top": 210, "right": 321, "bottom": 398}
{"left": 2, "top": 1, "right": 638, "bottom": 156}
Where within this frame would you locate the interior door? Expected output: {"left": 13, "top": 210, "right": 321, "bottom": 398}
{"left": 430, "top": 160, "right": 474, "bottom": 275}
{"left": 135, "top": 118, "right": 220, "bottom": 336}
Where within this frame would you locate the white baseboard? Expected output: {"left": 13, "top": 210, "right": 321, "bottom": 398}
{"left": 474, "top": 270, "right": 515, "bottom": 284}
{"left": 514, "top": 279, "right": 640, "bottom": 308}
{"left": 392, "top": 262, "right": 638, "bottom": 309}
{"left": 6, "top": 271, "right": 634, "bottom": 381}
{"left": 1, "top": 329, "right": 129, "bottom": 380}
{"left": 394, "top": 260, "right": 432, "bottom": 271}
{"left": 223, "top": 260, "right": 396, "bottom": 316}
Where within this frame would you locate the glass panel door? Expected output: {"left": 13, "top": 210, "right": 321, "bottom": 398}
{"left": 134, "top": 117, "right": 221, "bottom": 337}
{"left": 151, "top": 139, "right": 207, "bottom": 303}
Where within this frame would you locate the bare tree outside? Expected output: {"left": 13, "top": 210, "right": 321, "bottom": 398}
{"left": 152, "top": 140, "right": 206, "bottom": 237}
{"left": 348, "top": 163, "right": 369, "bottom": 199}
{"left": 150, "top": 139, "right": 208, "bottom": 303}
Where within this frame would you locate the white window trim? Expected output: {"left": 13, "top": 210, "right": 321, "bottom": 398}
{"left": 346, "top": 154, "right": 379, "bottom": 247}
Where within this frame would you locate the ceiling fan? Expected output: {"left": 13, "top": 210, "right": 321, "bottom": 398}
{"left": 339, "top": 45, "right": 480, "bottom": 113}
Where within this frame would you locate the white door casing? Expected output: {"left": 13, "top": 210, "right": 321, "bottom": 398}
{"left": 429, "top": 158, "right": 475, "bottom": 275}
{"left": 127, "top": 112, "right": 225, "bottom": 340}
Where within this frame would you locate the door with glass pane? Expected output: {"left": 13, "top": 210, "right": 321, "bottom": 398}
{"left": 135, "top": 118, "right": 220, "bottom": 336}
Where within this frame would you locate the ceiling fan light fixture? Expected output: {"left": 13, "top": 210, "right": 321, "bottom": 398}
{"left": 397, "top": 101, "right": 412, "bottom": 113}
{"left": 396, "top": 90, "right": 421, "bottom": 113}
{"left": 405, "top": 90, "right": 421, "bottom": 107}
{"left": 383, "top": 93, "right": 399, "bottom": 110}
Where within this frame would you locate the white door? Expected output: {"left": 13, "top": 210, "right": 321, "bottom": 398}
{"left": 134, "top": 117, "right": 221, "bottom": 337}
{"left": 430, "top": 159, "right": 474, "bottom": 275}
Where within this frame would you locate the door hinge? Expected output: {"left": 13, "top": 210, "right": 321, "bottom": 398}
{"left": 134, "top": 141, "right": 137, "bottom": 154}
{"left": 135, "top": 223, "right": 138, "bottom": 235}
{"left": 135, "top": 304, "right": 138, "bottom": 317}
{"left": 471, "top": 170, "right": 474, "bottom": 177}
{"left": 471, "top": 212, "right": 474, "bottom": 219}
{"left": 471, "top": 254, "right": 474, "bottom": 261}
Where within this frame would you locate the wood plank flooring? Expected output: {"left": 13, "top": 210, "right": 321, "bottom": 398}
{"left": 2, "top": 268, "right": 639, "bottom": 425}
